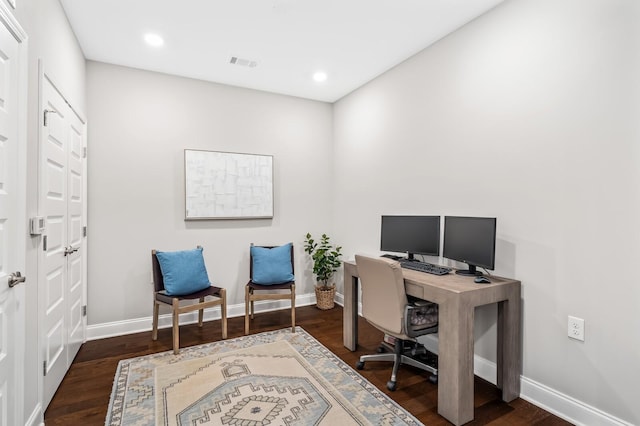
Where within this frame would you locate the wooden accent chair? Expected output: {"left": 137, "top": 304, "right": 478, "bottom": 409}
{"left": 244, "top": 243, "right": 296, "bottom": 335}
{"left": 354, "top": 254, "right": 438, "bottom": 390}
{"left": 151, "top": 247, "right": 227, "bottom": 354}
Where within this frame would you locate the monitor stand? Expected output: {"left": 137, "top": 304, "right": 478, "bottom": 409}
{"left": 405, "top": 253, "right": 420, "bottom": 262}
{"left": 455, "top": 264, "right": 483, "bottom": 276}
{"left": 380, "top": 253, "right": 402, "bottom": 261}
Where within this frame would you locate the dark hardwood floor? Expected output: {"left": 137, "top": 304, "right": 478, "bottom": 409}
{"left": 45, "top": 306, "right": 572, "bottom": 425}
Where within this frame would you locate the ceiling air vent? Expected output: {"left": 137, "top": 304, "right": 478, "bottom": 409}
{"left": 230, "top": 56, "right": 257, "bottom": 68}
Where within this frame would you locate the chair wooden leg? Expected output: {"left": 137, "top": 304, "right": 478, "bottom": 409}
{"left": 220, "top": 289, "right": 227, "bottom": 339}
{"left": 152, "top": 299, "right": 159, "bottom": 341}
{"left": 244, "top": 285, "right": 250, "bottom": 335}
{"left": 291, "top": 284, "right": 296, "bottom": 333}
{"left": 172, "top": 298, "right": 180, "bottom": 354}
{"left": 198, "top": 297, "right": 204, "bottom": 327}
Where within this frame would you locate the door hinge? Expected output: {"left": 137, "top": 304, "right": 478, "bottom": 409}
{"left": 43, "top": 360, "right": 47, "bottom": 376}
{"left": 43, "top": 235, "right": 47, "bottom": 251}
{"left": 83, "top": 147, "right": 87, "bottom": 159}
{"left": 82, "top": 305, "right": 87, "bottom": 317}
{"left": 83, "top": 226, "right": 87, "bottom": 237}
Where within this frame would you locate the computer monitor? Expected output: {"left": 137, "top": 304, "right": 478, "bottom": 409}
{"left": 443, "top": 216, "right": 496, "bottom": 276}
{"left": 380, "top": 215, "right": 440, "bottom": 260}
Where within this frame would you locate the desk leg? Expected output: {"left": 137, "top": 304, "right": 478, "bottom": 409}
{"left": 438, "top": 298, "right": 474, "bottom": 426}
{"left": 343, "top": 263, "right": 359, "bottom": 351}
{"left": 497, "top": 285, "right": 522, "bottom": 402}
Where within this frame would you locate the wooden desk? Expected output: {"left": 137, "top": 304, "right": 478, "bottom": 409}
{"left": 343, "top": 260, "right": 521, "bottom": 426}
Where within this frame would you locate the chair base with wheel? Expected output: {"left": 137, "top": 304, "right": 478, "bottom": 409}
{"left": 356, "top": 337, "right": 438, "bottom": 391}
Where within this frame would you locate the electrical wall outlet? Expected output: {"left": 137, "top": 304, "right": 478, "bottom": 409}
{"left": 568, "top": 316, "right": 585, "bottom": 341}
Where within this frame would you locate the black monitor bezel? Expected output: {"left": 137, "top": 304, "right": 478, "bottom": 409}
{"left": 380, "top": 215, "right": 441, "bottom": 259}
{"left": 443, "top": 216, "right": 496, "bottom": 276}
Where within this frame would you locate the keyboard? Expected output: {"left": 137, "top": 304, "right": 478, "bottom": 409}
{"left": 399, "top": 260, "right": 451, "bottom": 276}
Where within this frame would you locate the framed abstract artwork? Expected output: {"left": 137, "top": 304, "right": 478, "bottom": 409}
{"left": 184, "top": 149, "right": 274, "bottom": 220}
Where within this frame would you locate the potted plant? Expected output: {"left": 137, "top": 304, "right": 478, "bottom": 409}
{"left": 304, "top": 233, "right": 343, "bottom": 310}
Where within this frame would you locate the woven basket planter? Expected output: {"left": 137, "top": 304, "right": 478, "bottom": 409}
{"left": 315, "top": 284, "right": 336, "bottom": 310}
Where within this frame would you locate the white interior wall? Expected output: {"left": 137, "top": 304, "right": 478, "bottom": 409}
{"left": 9, "top": 0, "right": 639, "bottom": 424}
{"left": 10, "top": 0, "right": 86, "bottom": 423}
{"left": 86, "top": 61, "right": 333, "bottom": 325}
{"left": 333, "top": 0, "right": 640, "bottom": 424}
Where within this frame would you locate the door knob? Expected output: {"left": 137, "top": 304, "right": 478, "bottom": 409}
{"left": 8, "top": 271, "right": 26, "bottom": 288}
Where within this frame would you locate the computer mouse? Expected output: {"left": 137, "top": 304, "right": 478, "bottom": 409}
{"left": 474, "top": 276, "right": 491, "bottom": 284}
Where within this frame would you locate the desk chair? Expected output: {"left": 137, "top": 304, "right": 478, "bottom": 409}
{"left": 354, "top": 254, "right": 438, "bottom": 391}
{"left": 245, "top": 243, "right": 296, "bottom": 335}
{"left": 152, "top": 247, "right": 227, "bottom": 354}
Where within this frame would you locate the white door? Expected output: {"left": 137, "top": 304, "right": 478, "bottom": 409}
{"left": 66, "top": 111, "right": 85, "bottom": 359}
{"left": 40, "top": 75, "right": 86, "bottom": 408}
{"left": 0, "top": 13, "right": 26, "bottom": 426}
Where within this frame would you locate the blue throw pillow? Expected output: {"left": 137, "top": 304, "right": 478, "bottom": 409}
{"left": 155, "top": 247, "right": 211, "bottom": 296}
{"left": 251, "top": 243, "right": 295, "bottom": 285}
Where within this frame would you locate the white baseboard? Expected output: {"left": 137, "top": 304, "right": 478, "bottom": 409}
{"left": 86, "top": 292, "right": 318, "bottom": 341}
{"left": 520, "top": 377, "right": 633, "bottom": 426}
{"left": 425, "top": 339, "right": 630, "bottom": 425}
{"left": 87, "top": 292, "right": 631, "bottom": 426}
{"left": 24, "top": 403, "right": 42, "bottom": 426}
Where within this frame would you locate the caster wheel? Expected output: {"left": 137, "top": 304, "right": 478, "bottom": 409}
{"left": 356, "top": 361, "right": 365, "bottom": 370}
{"left": 387, "top": 381, "right": 397, "bottom": 391}
{"left": 428, "top": 375, "right": 438, "bottom": 384}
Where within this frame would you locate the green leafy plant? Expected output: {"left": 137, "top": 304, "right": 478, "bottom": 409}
{"left": 304, "top": 233, "right": 343, "bottom": 290}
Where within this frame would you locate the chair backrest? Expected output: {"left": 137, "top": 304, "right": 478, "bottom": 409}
{"left": 249, "top": 243, "right": 295, "bottom": 281}
{"left": 355, "top": 254, "right": 408, "bottom": 335}
{"left": 151, "top": 249, "right": 165, "bottom": 293}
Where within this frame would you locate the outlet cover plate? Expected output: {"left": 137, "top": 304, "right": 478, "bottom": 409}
{"left": 568, "top": 315, "right": 585, "bottom": 341}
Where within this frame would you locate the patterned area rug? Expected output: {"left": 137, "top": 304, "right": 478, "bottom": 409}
{"left": 106, "top": 327, "right": 422, "bottom": 425}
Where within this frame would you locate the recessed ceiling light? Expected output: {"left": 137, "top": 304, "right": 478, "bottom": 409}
{"left": 144, "top": 33, "right": 164, "bottom": 47}
{"left": 313, "top": 71, "right": 327, "bottom": 82}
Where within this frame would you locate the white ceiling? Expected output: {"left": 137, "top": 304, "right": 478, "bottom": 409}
{"left": 60, "top": 0, "right": 504, "bottom": 103}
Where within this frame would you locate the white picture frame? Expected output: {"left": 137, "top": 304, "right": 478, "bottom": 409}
{"left": 184, "top": 149, "right": 274, "bottom": 220}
